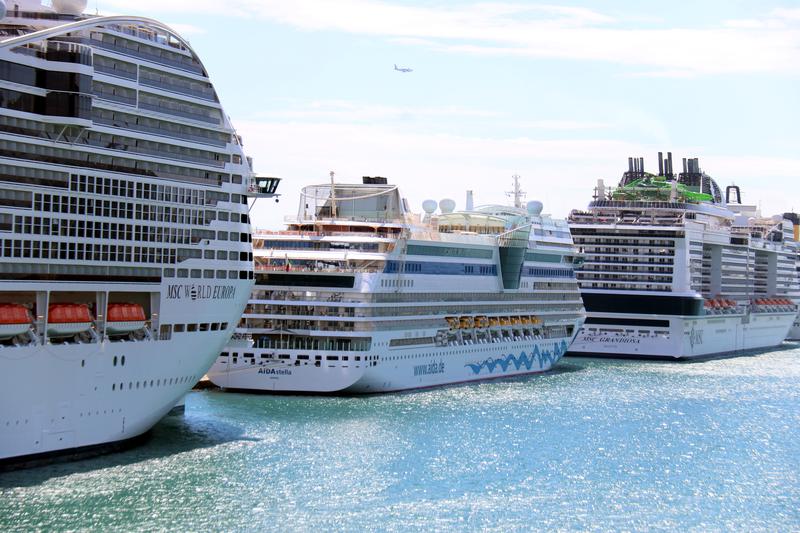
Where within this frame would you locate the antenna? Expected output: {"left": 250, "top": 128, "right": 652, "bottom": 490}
{"left": 329, "top": 170, "right": 337, "bottom": 218}
{"left": 506, "top": 174, "right": 526, "bottom": 208}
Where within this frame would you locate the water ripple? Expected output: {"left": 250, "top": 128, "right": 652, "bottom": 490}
{"left": 2, "top": 346, "right": 799, "bottom": 531}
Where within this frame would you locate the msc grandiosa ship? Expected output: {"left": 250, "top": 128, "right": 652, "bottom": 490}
{"left": 567, "top": 153, "right": 798, "bottom": 359}
{"left": 0, "top": 0, "right": 279, "bottom": 466}
{"left": 781, "top": 211, "right": 800, "bottom": 341}
{"left": 207, "top": 175, "right": 584, "bottom": 393}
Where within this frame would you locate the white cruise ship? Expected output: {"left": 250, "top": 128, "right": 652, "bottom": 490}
{"left": 0, "top": 1, "right": 279, "bottom": 466}
{"left": 781, "top": 212, "right": 800, "bottom": 341}
{"left": 207, "top": 176, "right": 585, "bottom": 393}
{"left": 567, "top": 153, "right": 798, "bottom": 359}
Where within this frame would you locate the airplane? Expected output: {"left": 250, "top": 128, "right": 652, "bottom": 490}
{"left": 394, "top": 64, "right": 413, "bottom": 73}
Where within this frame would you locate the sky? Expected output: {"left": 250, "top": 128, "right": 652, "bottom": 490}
{"left": 97, "top": 0, "right": 800, "bottom": 228}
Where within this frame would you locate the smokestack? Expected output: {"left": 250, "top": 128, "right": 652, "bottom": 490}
{"left": 639, "top": 157, "right": 644, "bottom": 174}
{"left": 658, "top": 152, "right": 664, "bottom": 176}
{"left": 667, "top": 152, "right": 673, "bottom": 177}
{"left": 466, "top": 190, "right": 474, "bottom": 211}
{"left": 694, "top": 158, "right": 700, "bottom": 173}
{"left": 628, "top": 157, "right": 634, "bottom": 173}
{"left": 682, "top": 157, "right": 687, "bottom": 174}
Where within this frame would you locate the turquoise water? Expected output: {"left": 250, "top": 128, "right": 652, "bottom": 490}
{"left": 2, "top": 348, "right": 799, "bottom": 531}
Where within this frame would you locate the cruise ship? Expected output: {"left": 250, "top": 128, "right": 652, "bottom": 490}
{"left": 207, "top": 176, "right": 585, "bottom": 393}
{"left": 0, "top": 1, "right": 279, "bottom": 466}
{"left": 781, "top": 212, "right": 800, "bottom": 341}
{"left": 567, "top": 153, "right": 798, "bottom": 359}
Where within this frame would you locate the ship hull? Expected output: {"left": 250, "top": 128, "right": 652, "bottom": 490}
{"left": 207, "top": 331, "right": 578, "bottom": 394}
{"left": 567, "top": 312, "right": 795, "bottom": 359}
{"left": 0, "top": 280, "right": 251, "bottom": 465}
{"left": 786, "top": 311, "right": 800, "bottom": 341}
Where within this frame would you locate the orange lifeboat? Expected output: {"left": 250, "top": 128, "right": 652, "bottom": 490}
{"left": 106, "top": 303, "right": 147, "bottom": 335}
{"left": 47, "top": 303, "right": 93, "bottom": 337}
{"left": 0, "top": 304, "right": 33, "bottom": 339}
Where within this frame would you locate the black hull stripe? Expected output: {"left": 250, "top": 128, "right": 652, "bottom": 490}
{"left": 581, "top": 292, "right": 704, "bottom": 316}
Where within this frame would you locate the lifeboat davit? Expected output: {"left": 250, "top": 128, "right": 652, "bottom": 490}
{"left": 0, "top": 304, "right": 33, "bottom": 340}
{"left": 106, "top": 303, "right": 147, "bottom": 335}
{"left": 47, "top": 303, "right": 93, "bottom": 337}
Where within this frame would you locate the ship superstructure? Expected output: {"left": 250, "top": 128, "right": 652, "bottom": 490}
{"left": 207, "top": 176, "right": 584, "bottom": 393}
{"left": 781, "top": 212, "right": 800, "bottom": 341}
{"left": 0, "top": 1, "right": 279, "bottom": 465}
{"left": 567, "top": 153, "right": 797, "bottom": 359}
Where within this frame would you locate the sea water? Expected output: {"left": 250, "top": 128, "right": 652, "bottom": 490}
{"left": 1, "top": 348, "right": 799, "bottom": 531}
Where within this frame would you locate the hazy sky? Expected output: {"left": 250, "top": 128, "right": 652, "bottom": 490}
{"left": 99, "top": 0, "right": 799, "bottom": 228}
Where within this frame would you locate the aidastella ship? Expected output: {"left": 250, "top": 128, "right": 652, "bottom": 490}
{"left": 567, "top": 153, "right": 798, "bottom": 359}
{"left": 0, "top": 0, "right": 279, "bottom": 466}
{"left": 207, "top": 175, "right": 584, "bottom": 393}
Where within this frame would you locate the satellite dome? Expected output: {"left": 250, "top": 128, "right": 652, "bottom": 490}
{"left": 526, "top": 200, "right": 543, "bottom": 216}
{"left": 422, "top": 199, "right": 437, "bottom": 214}
{"left": 439, "top": 198, "right": 456, "bottom": 214}
{"left": 51, "top": 0, "right": 87, "bottom": 14}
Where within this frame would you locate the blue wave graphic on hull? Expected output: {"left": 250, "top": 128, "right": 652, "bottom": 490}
{"left": 465, "top": 340, "right": 568, "bottom": 375}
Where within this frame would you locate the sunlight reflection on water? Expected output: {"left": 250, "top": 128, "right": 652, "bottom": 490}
{"left": 2, "top": 345, "right": 799, "bottom": 531}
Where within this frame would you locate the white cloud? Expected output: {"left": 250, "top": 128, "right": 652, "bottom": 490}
{"left": 163, "top": 22, "right": 205, "bottom": 36}
{"left": 100, "top": 1, "right": 800, "bottom": 76}
{"left": 259, "top": 100, "right": 501, "bottom": 123}
{"left": 236, "top": 118, "right": 800, "bottom": 230}
{"left": 515, "top": 120, "right": 611, "bottom": 130}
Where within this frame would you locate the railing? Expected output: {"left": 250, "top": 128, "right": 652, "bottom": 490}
{"left": 256, "top": 265, "right": 383, "bottom": 274}
{"left": 139, "top": 76, "right": 217, "bottom": 102}
{"left": 138, "top": 102, "right": 221, "bottom": 125}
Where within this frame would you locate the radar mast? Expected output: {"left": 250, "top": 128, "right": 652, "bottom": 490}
{"left": 507, "top": 174, "right": 526, "bottom": 208}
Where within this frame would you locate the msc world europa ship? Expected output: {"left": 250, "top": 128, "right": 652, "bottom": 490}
{"left": 0, "top": 0, "right": 279, "bottom": 466}
{"left": 567, "top": 153, "right": 798, "bottom": 359}
{"left": 207, "top": 176, "right": 584, "bottom": 393}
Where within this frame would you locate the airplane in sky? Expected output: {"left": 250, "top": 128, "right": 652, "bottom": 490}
{"left": 394, "top": 64, "right": 413, "bottom": 73}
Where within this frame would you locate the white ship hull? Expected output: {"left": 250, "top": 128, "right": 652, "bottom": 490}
{"left": 786, "top": 311, "right": 800, "bottom": 341}
{"left": 0, "top": 280, "right": 251, "bottom": 464}
{"left": 568, "top": 312, "right": 795, "bottom": 359}
{"left": 208, "top": 331, "right": 578, "bottom": 394}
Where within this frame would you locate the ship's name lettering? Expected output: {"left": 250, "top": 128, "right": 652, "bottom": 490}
{"left": 414, "top": 361, "right": 445, "bottom": 376}
{"left": 258, "top": 368, "right": 292, "bottom": 376}
{"left": 583, "top": 336, "right": 640, "bottom": 344}
{"left": 166, "top": 284, "right": 236, "bottom": 300}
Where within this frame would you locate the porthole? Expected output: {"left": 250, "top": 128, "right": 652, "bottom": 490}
{"left": 112, "top": 383, "right": 116, "bottom": 391}
{"left": 113, "top": 356, "right": 118, "bottom": 366}
{"left": 121, "top": 356, "right": 126, "bottom": 366}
